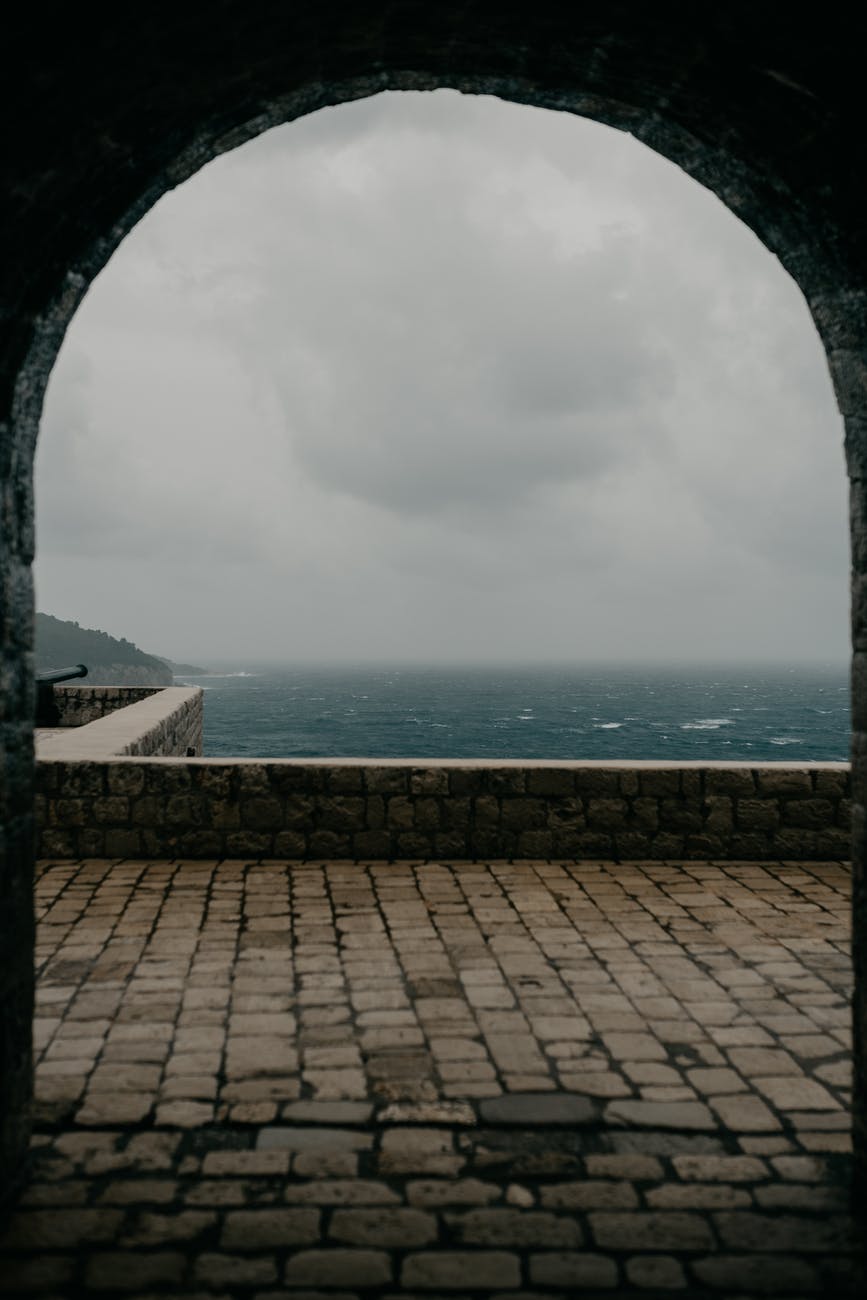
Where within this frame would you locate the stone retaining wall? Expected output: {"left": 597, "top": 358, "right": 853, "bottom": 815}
{"left": 44, "top": 685, "right": 160, "bottom": 727}
{"left": 35, "top": 759, "right": 851, "bottom": 862}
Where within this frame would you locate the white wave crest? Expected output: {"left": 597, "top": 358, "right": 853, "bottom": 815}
{"left": 681, "top": 718, "right": 734, "bottom": 731}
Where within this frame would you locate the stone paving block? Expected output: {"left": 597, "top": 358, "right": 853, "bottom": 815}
{"left": 329, "top": 1208, "right": 438, "bottom": 1247}
{"left": 185, "top": 1181, "right": 259, "bottom": 1207}
{"left": 438, "top": 1055, "right": 498, "bottom": 1083}
{"left": 160, "top": 1074, "right": 219, "bottom": 1100}
{"left": 19, "top": 1179, "right": 91, "bottom": 1207}
{"left": 402, "top": 1251, "right": 521, "bottom": 1289}
{"left": 799, "top": 1131, "right": 852, "bottom": 1152}
{"left": 604, "top": 1100, "right": 716, "bottom": 1130}
{"left": 528, "top": 1015, "right": 591, "bottom": 1040}
{"left": 360, "top": 1026, "right": 426, "bottom": 1050}
{"left": 75, "top": 1094, "right": 154, "bottom": 1125}
{"left": 556, "top": 1070, "right": 632, "bottom": 1097}
{"left": 294, "top": 1150, "right": 361, "bottom": 1178}
{"left": 771, "top": 1154, "right": 829, "bottom": 1180}
{"left": 603, "top": 1033, "right": 668, "bottom": 1060}
{"left": 221, "top": 1208, "right": 321, "bottom": 1248}
{"left": 753, "top": 1075, "right": 841, "bottom": 1110}
{"left": 815, "top": 1059, "right": 853, "bottom": 1085}
{"left": 85, "top": 1251, "right": 186, "bottom": 1290}
{"left": 303, "top": 1047, "right": 364, "bottom": 1069}
{"left": 505, "top": 1183, "right": 534, "bottom": 1208}
{"left": 502, "top": 1073, "right": 557, "bottom": 1093}
{"left": 196, "top": 1253, "right": 279, "bottom": 1287}
{"left": 377, "top": 1101, "right": 476, "bottom": 1125}
{"left": 640, "top": 1085, "right": 698, "bottom": 1103}
{"left": 672, "top": 1153, "right": 766, "bottom": 1181}
{"left": 282, "top": 1101, "right": 374, "bottom": 1125}
{"left": 713, "top": 1211, "right": 854, "bottom": 1252}
{"left": 625, "top": 1254, "right": 687, "bottom": 1288}
{"left": 379, "top": 1130, "right": 464, "bottom": 1176}
{"left": 754, "top": 1181, "right": 848, "bottom": 1209}
{"left": 98, "top": 1178, "right": 178, "bottom": 1204}
{"left": 302, "top": 1069, "right": 368, "bottom": 1099}
{"left": 590, "top": 1211, "right": 716, "bottom": 1251}
{"left": 285, "top": 1249, "right": 392, "bottom": 1288}
{"left": 709, "top": 1094, "right": 781, "bottom": 1131}
{"left": 155, "top": 1100, "right": 215, "bottom": 1126}
{"left": 464, "top": 984, "right": 516, "bottom": 1009}
{"left": 646, "top": 1182, "right": 752, "bottom": 1209}
{"left": 540, "top": 1179, "right": 640, "bottom": 1210}
{"left": 691, "top": 1252, "right": 822, "bottom": 1292}
{"left": 0, "top": 1255, "right": 76, "bottom": 1294}
{"left": 623, "top": 1061, "right": 682, "bottom": 1085}
{"left": 0, "top": 1209, "right": 124, "bottom": 1249}
{"left": 727, "top": 1045, "right": 811, "bottom": 1076}
{"left": 483, "top": 1035, "right": 549, "bottom": 1075}
{"left": 51, "top": 1132, "right": 120, "bottom": 1167}
{"left": 284, "top": 1180, "right": 401, "bottom": 1206}
{"left": 428, "top": 1037, "right": 489, "bottom": 1062}
{"left": 529, "top": 1251, "right": 619, "bottom": 1288}
{"left": 225, "top": 1037, "right": 299, "bottom": 1076}
{"left": 164, "top": 1051, "right": 221, "bottom": 1076}
{"left": 686, "top": 1067, "right": 746, "bottom": 1094}
{"left": 584, "top": 1153, "right": 665, "bottom": 1180}
{"left": 738, "top": 1135, "right": 793, "bottom": 1155}
{"left": 446, "top": 1208, "right": 583, "bottom": 1247}
{"left": 479, "top": 1093, "right": 596, "bottom": 1125}
{"left": 406, "top": 1180, "right": 501, "bottom": 1207}
{"left": 257, "top": 1128, "right": 372, "bottom": 1153}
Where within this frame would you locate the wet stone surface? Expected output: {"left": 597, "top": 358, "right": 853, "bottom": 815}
{"left": 1, "top": 857, "right": 861, "bottom": 1294}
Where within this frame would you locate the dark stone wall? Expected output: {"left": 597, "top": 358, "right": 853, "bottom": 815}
{"left": 34, "top": 761, "right": 851, "bottom": 865}
{"left": 3, "top": 1, "right": 867, "bottom": 1197}
{"left": 43, "top": 686, "right": 161, "bottom": 729}
{"left": 37, "top": 688, "right": 203, "bottom": 761}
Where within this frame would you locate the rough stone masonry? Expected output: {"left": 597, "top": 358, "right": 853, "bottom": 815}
{"left": 35, "top": 759, "right": 852, "bottom": 863}
{"left": 3, "top": 0, "right": 867, "bottom": 1218}
{"left": 0, "top": 856, "right": 861, "bottom": 1296}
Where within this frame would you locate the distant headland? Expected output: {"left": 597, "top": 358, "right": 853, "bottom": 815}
{"left": 35, "top": 613, "right": 206, "bottom": 687}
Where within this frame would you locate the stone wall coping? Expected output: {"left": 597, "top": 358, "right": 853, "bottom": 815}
{"left": 36, "top": 754, "right": 851, "bottom": 770}
{"left": 35, "top": 687, "right": 201, "bottom": 759}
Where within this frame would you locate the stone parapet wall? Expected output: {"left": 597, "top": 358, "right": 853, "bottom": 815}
{"left": 121, "top": 692, "right": 202, "bottom": 759}
{"left": 45, "top": 685, "right": 161, "bottom": 727}
{"left": 36, "top": 687, "right": 203, "bottom": 763}
{"left": 35, "top": 759, "right": 851, "bottom": 862}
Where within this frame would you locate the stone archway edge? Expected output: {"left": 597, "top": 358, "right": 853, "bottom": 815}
{"left": 3, "top": 0, "right": 867, "bottom": 1204}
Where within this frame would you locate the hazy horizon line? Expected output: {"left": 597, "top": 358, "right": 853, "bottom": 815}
{"left": 180, "top": 657, "right": 850, "bottom": 673}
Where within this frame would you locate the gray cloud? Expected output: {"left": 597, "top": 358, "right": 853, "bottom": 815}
{"left": 34, "top": 90, "right": 848, "bottom": 664}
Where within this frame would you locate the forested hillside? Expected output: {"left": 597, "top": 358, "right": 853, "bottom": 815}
{"left": 35, "top": 614, "right": 173, "bottom": 686}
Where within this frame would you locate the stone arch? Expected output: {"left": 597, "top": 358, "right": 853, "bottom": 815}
{"left": 2, "top": 3, "right": 866, "bottom": 1198}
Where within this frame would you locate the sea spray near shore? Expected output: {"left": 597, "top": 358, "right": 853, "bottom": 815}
{"left": 175, "top": 665, "right": 850, "bottom": 763}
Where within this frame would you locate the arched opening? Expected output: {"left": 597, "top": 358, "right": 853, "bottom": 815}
{"left": 35, "top": 91, "right": 848, "bottom": 756}
{"left": 3, "top": 4, "right": 866, "bottom": 1249}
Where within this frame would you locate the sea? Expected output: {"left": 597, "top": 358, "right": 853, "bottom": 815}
{"left": 174, "top": 664, "right": 851, "bottom": 763}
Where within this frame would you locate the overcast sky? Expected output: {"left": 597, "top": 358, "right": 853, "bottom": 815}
{"left": 34, "top": 90, "right": 848, "bottom": 667}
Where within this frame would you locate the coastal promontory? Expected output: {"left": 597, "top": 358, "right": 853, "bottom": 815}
{"left": 35, "top": 613, "right": 180, "bottom": 687}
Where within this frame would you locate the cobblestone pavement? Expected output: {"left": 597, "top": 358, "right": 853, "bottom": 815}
{"left": 1, "top": 858, "right": 862, "bottom": 1296}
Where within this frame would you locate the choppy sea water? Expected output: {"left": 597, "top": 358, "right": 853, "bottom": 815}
{"left": 175, "top": 665, "right": 851, "bottom": 762}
